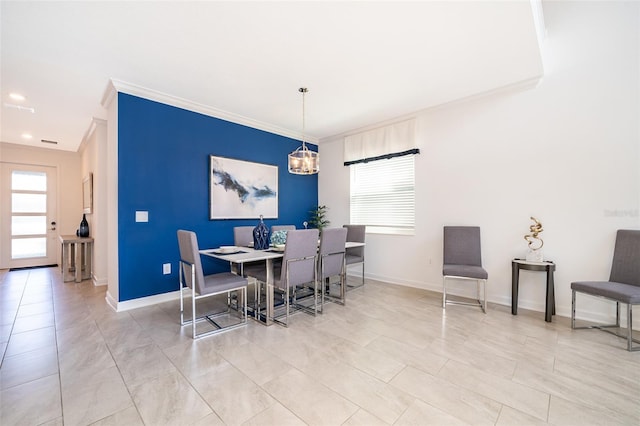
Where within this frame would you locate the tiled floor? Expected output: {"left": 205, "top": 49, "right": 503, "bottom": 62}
{"left": 1, "top": 266, "right": 639, "bottom": 426}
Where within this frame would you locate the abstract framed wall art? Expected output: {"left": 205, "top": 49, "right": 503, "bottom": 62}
{"left": 209, "top": 155, "right": 278, "bottom": 219}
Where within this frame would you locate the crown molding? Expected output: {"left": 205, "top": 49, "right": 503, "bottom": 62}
{"left": 100, "top": 78, "right": 317, "bottom": 144}
{"left": 321, "top": 75, "right": 542, "bottom": 143}
{"left": 78, "top": 117, "right": 108, "bottom": 153}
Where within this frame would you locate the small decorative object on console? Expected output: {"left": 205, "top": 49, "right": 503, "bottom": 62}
{"left": 78, "top": 214, "right": 90, "bottom": 238}
{"left": 524, "top": 216, "right": 543, "bottom": 261}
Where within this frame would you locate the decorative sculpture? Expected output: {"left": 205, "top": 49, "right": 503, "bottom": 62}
{"left": 524, "top": 217, "right": 544, "bottom": 261}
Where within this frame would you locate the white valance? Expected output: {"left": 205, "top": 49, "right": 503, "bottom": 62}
{"left": 344, "top": 118, "right": 418, "bottom": 165}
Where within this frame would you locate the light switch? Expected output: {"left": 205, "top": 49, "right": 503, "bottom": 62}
{"left": 163, "top": 263, "right": 171, "bottom": 275}
{"left": 135, "top": 211, "right": 149, "bottom": 222}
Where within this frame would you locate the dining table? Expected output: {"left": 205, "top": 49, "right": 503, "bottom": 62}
{"left": 200, "top": 241, "right": 365, "bottom": 326}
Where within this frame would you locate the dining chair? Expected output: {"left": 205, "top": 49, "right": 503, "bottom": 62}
{"left": 343, "top": 224, "right": 366, "bottom": 289}
{"left": 250, "top": 229, "right": 319, "bottom": 327}
{"left": 233, "top": 226, "right": 255, "bottom": 247}
{"left": 571, "top": 229, "right": 640, "bottom": 351}
{"left": 233, "top": 225, "right": 261, "bottom": 312}
{"left": 318, "top": 227, "right": 348, "bottom": 308}
{"left": 442, "top": 226, "right": 488, "bottom": 313}
{"left": 177, "top": 230, "right": 248, "bottom": 339}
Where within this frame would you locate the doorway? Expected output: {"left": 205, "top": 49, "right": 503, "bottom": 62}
{"left": 1, "top": 163, "right": 58, "bottom": 269}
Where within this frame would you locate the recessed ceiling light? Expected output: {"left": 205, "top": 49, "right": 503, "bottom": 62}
{"left": 21, "top": 133, "right": 33, "bottom": 139}
{"left": 9, "top": 93, "right": 26, "bottom": 102}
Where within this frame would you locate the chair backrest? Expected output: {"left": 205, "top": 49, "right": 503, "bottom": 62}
{"left": 343, "top": 224, "right": 365, "bottom": 259}
{"left": 443, "top": 226, "right": 483, "bottom": 267}
{"left": 177, "top": 230, "right": 205, "bottom": 294}
{"left": 609, "top": 229, "right": 640, "bottom": 286}
{"left": 280, "top": 229, "right": 319, "bottom": 288}
{"left": 233, "top": 226, "right": 254, "bottom": 247}
{"left": 272, "top": 225, "right": 296, "bottom": 233}
{"left": 319, "top": 227, "right": 347, "bottom": 279}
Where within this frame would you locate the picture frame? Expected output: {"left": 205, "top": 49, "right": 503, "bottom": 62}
{"left": 82, "top": 173, "right": 93, "bottom": 214}
{"left": 209, "top": 155, "right": 278, "bottom": 220}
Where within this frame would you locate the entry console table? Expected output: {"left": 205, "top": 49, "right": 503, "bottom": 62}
{"left": 59, "top": 235, "right": 94, "bottom": 283}
{"left": 511, "top": 259, "right": 556, "bottom": 322}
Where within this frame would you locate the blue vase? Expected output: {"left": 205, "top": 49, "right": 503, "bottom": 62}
{"left": 253, "top": 215, "right": 269, "bottom": 250}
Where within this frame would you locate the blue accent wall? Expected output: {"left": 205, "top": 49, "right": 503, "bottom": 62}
{"left": 117, "top": 93, "right": 318, "bottom": 302}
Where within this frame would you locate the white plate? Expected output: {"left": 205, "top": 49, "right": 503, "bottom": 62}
{"left": 218, "top": 246, "right": 238, "bottom": 253}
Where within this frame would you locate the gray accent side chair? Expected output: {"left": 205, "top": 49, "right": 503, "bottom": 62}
{"left": 318, "top": 227, "right": 348, "bottom": 308}
{"left": 571, "top": 229, "right": 640, "bottom": 351}
{"left": 177, "top": 230, "right": 248, "bottom": 339}
{"left": 250, "top": 229, "right": 319, "bottom": 327}
{"left": 442, "top": 226, "right": 488, "bottom": 313}
{"left": 343, "top": 224, "right": 366, "bottom": 289}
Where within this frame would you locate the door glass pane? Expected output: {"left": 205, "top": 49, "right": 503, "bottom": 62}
{"left": 12, "top": 238, "right": 46, "bottom": 259}
{"left": 12, "top": 216, "right": 46, "bottom": 235}
{"left": 12, "top": 171, "right": 47, "bottom": 191}
{"left": 12, "top": 193, "right": 46, "bottom": 213}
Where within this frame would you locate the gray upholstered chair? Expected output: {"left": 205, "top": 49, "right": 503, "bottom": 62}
{"left": 571, "top": 229, "right": 640, "bottom": 351}
{"left": 233, "top": 226, "right": 255, "bottom": 247}
{"left": 343, "top": 224, "right": 366, "bottom": 289}
{"left": 442, "top": 226, "right": 488, "bottom": 313}
{"left": 250, "top": 229, "right": 319, "bottom": 327}
{"left": 177, "top": 230, "right": 248, "bottom": 339}
{"left": 318, "top": 227, "right": 348, "bottom": 308}
{"left": 233, "top": 226, "right": 261, "bottom": 313}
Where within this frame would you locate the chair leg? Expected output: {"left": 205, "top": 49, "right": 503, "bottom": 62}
{"left": 480, "top": 279, "right": 487, "bottom": 313}
{"left": 192, "top": 286, "right": 197, "bottom": 339}
{"left": 628, "top": 303, "right": 633, "bottom": 351}
{"left": 571, "top": 290, "right": 576, "bottom": 329}
{"left": 442, "top": 276, "right": 447, "bottom": 308}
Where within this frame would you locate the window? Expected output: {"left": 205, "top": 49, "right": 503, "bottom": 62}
{"left": 350, "top": 154, "right": 416, "bottom": 235}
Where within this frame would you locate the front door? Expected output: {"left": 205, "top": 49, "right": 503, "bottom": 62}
{"left": 0, "top": 163, "right": 58, "bottom": 269}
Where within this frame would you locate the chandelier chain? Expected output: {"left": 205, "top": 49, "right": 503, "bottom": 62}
{"left": 300, "top": 87, "right": 307, "bottom": 149}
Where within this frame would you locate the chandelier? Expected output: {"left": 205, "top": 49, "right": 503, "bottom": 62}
{"left": 288, "top": 87, "right": 319, "bottom": 175}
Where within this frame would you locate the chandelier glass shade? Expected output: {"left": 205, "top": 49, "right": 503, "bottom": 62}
{"left": 288, "top": 87, "right": 319, "bottom": 175}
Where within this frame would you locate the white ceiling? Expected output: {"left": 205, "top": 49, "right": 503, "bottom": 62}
{"left": 1, "top": 1, "right": 544, "bottom": 152}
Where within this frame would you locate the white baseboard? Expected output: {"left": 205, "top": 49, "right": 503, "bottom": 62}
{"left": 105, "top": 290, "right": 181, "bottom": 312}
{"left": 92, "top": 274, "right": 108, "bottom": 287}
{"left": 348, "top": 272, "right": 639, "bottom": 327}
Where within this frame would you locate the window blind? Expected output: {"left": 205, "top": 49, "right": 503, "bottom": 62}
{"left": 350, "top": 154, "right": 415, "bottom": 234}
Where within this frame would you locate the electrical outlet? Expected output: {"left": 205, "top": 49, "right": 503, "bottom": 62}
{"left": 163, "top": 263, "right": 171, "bottom": 275}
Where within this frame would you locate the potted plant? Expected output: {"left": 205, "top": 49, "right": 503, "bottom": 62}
{"left": 309, "top": 205, "right": 330, "bottom": 231}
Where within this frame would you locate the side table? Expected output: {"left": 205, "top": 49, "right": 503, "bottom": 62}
{"left": 511, "top": 259, "right": 556, "bottom": 322}
{"left": 60, "top": 235, "right": 94, "bottom": 283}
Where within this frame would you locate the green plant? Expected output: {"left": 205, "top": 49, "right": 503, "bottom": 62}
{"left": 309, "top": 205, "right": 330, "bottom": 231}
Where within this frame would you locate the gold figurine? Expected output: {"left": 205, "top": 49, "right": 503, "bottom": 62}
{"left": 524, "top": 217, "right": 544, "bottom": 251}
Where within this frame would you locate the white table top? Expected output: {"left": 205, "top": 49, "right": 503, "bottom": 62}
{"left": 512, "top": 258, "right": 554, "bottom": 266}
{"left": 200, "top": 247, "right": 282, "bottom": 263}
{"left": 201, "top": 241, "right": 364, "bottom": 263}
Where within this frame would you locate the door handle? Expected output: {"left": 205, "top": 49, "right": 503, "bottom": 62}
{"left": 51, "top": 221, "right": 56, "bottom": 231}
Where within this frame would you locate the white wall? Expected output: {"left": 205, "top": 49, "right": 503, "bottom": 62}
{"left": 79, "top": 119, "right": 108, "bottom": 286}
{"left": 319, "top": 1, "right": 639, "bottom": 323}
